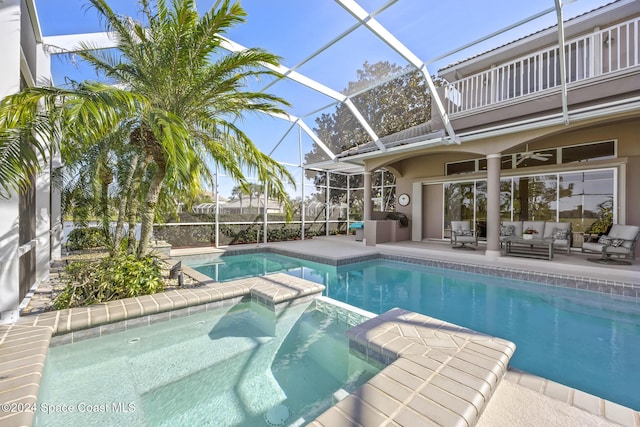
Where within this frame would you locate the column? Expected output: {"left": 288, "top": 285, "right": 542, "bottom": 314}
{"left": 0, "top": 0, "right": 24, "bottom": 323}
{"left": 486, "top": 154, "right": 502, "bottom": 260}
{"left": 363, "top": 171, "right": 372, "bottom": 221}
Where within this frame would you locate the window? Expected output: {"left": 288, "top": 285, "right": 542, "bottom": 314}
{"left": 562, "top": 140, "right": 615, "bottom": 163}
{"left": 445, "top": 141, "right": 617, "bottom": 176}
{"left": 559, "top": 170, "right": 614, "bottom": 232}
{"left": 444, "top": 168, "right": 615, "bottom": 236}
{"left": 446, "top": 160, "right": 476, "bottom": 175}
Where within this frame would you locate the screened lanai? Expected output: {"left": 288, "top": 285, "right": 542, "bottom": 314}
{"left": 37, "top": 0, "right": 629, "bottom": 247}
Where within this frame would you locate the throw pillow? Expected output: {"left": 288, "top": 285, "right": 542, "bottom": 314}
{"left": 500, "top": 225, "right": 515, "bottom": 236}
{"left": 456, "top": 230, "right": 474, "bottom": 236}
{"left": 552, "top": 228, "right": 569, "bottom": 240}
{"left": 610, "top": 238, "right": 625, "bottom": 247}
{"left": 598, "top": 235, "right": 612, "bottom": 245}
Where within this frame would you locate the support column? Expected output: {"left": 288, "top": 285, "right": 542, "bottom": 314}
{"left": 0, "top": 0, "right": 24, "bottom": 323}
{"left": 363, "top": 171, "right": 372, "bottom": 221}
{"left": 486, "top": 154, "right": 502, "bottom": 260}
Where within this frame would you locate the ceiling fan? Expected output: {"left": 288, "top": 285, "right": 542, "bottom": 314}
{"left": 516, "top": 144, "right": 553, "bottom": 165}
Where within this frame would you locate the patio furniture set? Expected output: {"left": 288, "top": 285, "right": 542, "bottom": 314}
{"left": 450, "top": 220, "right": 640, "bottom": 264}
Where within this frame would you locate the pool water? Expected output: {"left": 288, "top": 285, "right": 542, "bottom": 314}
{"left": 188, "top": 252, "right": 640, "bottom": 410}
{"left": 35, "top": 302, "right": 379, "bottom": 426}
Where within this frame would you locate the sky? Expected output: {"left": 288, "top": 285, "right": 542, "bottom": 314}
{"left": 33, "top": 0, "right": 616, "bottom": 198}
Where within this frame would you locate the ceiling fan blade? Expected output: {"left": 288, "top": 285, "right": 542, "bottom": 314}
{"left": 516, "top": 155, "right": 527, "bottom": 165}
{"left": 531, "top": 153, "right": 551, "bottom": 161}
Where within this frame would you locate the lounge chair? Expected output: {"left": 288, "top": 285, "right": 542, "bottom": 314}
{"left": 582, "top": 224, "right": 640, "bottom": 264}
{"left": 450, "top": 220, "right": 478, "bottom": 249}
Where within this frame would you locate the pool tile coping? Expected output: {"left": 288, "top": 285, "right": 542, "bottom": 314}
{"left": 0, "top": 324, "right": 52, "bottom": 427}
{"left": 309, "top": 307, "right": 516, "bottom": 427}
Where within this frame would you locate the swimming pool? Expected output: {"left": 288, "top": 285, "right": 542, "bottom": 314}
{"left": 35, "top": 300, "right": 380, "bottom": 426}
{"left": 188, "top": 252, "right": 640, "bottom": 410}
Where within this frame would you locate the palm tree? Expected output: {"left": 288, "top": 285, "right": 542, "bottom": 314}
{"left": 230, "top": 184, "right": 248, "bottom": 214}
{"left": 0, "top": 0, "right": 294, "bottom": 255}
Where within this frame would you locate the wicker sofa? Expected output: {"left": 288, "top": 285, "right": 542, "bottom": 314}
{"left": 499, "top": 221, "right": 572, "bottom": 255}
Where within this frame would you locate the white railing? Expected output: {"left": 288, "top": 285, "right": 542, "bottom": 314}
{"left": 446, "top": 17, "right": 640, "bottom": 114}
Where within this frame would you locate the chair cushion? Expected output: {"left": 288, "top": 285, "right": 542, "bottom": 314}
{"left": 607, "top": 225, "right": 640, "bottom": 244}
{"left": 502, "top": 221, "right": 523, "bottom": 236}
{"left": 451, "top": 221, "right": 472, "bottom": 232}
{"left": 454, "top": 235, "right": 476, "bottom": 243}
{"left": 583, "top": 241, "right": 631, "bottom": 255}
{"left": 499, "top": 225, "right": 515, "bottom": 236}
{"left": 552, "top": 228, "right": 569, "bottom": 240}
{"left": 543, "top": 222, "right": 570, "bottom": 239}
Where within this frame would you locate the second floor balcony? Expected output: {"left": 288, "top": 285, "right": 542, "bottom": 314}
{"left": 443, "top": 16, "right": 640, "bottom": 120}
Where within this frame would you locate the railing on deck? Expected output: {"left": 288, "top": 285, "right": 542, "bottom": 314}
{"left": 446, "top": 17, "right": 640, "bottom": 114}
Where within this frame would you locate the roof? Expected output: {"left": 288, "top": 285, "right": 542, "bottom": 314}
{"left": 336, "top": 121, "right": 446, "bottom": 159}
{"left": 438, "top": 0, "right": 633, "bottom": 77}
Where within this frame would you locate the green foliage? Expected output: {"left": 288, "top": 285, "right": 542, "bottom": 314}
{"left": 153, "top": 222, "right": 323, "bottom": 247}
{"left": 304, "top": 61, "right": 432, "bottom": 202}
{"left": 587, "top": 199, "right": 614, "bottom": 234}
{"left": 53, "top": 254, "right": 163, "bottom": 309}
{"left": 65, "top": 227, "right": 108, "bottom": 251}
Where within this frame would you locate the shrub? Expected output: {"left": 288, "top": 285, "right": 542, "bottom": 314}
{"left": 53, "top": 253, "right": 164, "bottom": 309}
{"left": 65, "top": 227, "right": 107, "bottom": 251}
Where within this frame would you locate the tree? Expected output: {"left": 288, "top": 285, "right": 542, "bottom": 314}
{"left": 304, "top": 61, "right": 436, "bottom": 201}
{"left": 0, "top": 0, "right": 295, "bottom": 256}
{"left": 230, "top": 185, "right": 248, "bottom": 213}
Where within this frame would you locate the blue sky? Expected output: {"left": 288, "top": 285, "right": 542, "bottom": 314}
{"left": 34, "top": 0, "right": 614, "bottom": 198}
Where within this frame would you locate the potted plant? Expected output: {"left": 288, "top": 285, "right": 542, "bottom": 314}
{"left": 522, "top": 228, "right": 538, "bottom": 240}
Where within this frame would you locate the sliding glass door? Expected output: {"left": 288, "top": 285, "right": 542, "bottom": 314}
{"left": 443, "top": 168, "right": 615, "bottom": 237}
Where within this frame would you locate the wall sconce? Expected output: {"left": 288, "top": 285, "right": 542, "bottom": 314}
{"left": 603, "top": 34, "right": 614, "bottom": 45}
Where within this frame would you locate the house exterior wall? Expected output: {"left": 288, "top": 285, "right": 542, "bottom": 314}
{"left": 0, "top": 0, "right": 26, "bottom": 323}
{"left": 0, "top": 0, "right": 55, "bottom": 323}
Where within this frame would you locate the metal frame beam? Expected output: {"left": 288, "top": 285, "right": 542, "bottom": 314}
{"left": 220, "top": 38, "right": 384, "bottom": 152}
{"left": 335, "top": 0, "right": 459, "bottom": 144}
{"left": 267, "top": 112, "right": 337, "bottom": 161}
{"left": 554, "top": 0, "right": 570, "bottom": 125}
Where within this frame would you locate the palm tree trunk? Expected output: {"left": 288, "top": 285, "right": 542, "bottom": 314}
{"left": 127, "top": 196, "right": 139, "bottom": 254}
{"left": 127, "top": 155, "right": 152, "bottom": 254}
{"left": 99, "top": 168, "right": 113, "bottom": 240}
{"left": 137, "top": 160, "right": 166, "bottom": 256}
{"left": 113, "top": 154, "right": 139, "bottom": 253}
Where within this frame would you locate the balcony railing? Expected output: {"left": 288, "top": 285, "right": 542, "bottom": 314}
{"left": 446, "top": 16, "right": 640, "bottom": 114}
